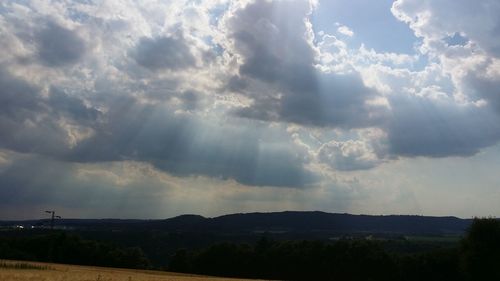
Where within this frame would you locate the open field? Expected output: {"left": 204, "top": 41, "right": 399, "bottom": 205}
{"left": 0, "top": 260, "right": 263, "bottom": 281}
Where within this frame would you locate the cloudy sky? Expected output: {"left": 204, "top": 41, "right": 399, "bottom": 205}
{"left": 1, "top": 0, "right": 500, "bottom": 220}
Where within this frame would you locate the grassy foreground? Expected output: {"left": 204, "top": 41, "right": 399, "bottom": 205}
{"left": 0, "top": 260, "right": 262, "bottom": 281}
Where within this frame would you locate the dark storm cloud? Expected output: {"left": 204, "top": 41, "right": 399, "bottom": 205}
{"left": 36, "top": 22, "right": 86, "bottom": 66}
{"left": 233, "top": 72, "right": 387, "bottom": 128}
{"left": 277, "top": 73, "right": 387, "bottom": 128}
{"left": 132, "top": 34, "right": 196, "bottom": 71}
{"left": 0, "top": 156, "right": 67, "bottom": 206}
{"left": 492, "top": 22, "right": 500, "bottom": 56}
{"left": 49, "top": 87, "right": 102, "bottom": 124}
{"left": 0, "top": 69, "right": 65, "bottom": 155}
{"left": 0, "top": 65, "right": 313, "bottom": 188}
{"left": 226, "top": 0, "right": 386, "bottom": 128}
{"left": 387, "top": 95, "right": 500, "bottom": 157}
{"left": 0, "top": 69, "right": 42, "bottom": 118}
{"left": 68, "top": 99, "right": 316, "bottom": 187}
{"left": 180, "top": 90, "right": 202, "bottom": 111}
{"left": 0, "top": 155, "right": 171, "bottom": 218}
{"left": 0, "top": 70, "right": 101, "bottom": 155}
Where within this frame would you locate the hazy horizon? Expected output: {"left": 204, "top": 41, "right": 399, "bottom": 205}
{"left": 2, "top": 0, "right": 500, "bottom": 220}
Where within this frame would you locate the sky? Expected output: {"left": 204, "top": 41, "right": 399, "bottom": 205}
{"left": 1, "top": 0, "right": 500, "bottom": 220}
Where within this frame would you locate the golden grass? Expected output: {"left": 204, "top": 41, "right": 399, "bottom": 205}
{"left": 0, "top": 260, "right": 264, "bottom": 281}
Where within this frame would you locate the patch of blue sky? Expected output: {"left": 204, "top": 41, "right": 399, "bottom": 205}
{"left": 311, "top": 0, "right": 419, "bottom": 55}
{"left": 202, "top": 35, "right": 224, "bottom": 56}
{"left": 209, "top": 2, "right": 230, "bottom": 26}
{"left": 68, "top": 8, "right": 91, "bottom": 23}
{"left": 444, "top": 32, "right": 469, "bottom": 47}
{"left": 410, "top": 54, "right": 430, "bottom": 71}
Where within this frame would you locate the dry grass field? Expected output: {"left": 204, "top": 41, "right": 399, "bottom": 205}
{"left": 0, "top": 260, "right": 263, "bottom": 281}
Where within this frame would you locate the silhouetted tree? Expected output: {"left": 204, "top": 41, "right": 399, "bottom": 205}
{"left": 461, "top": 218, "right": 500, "bottom": 280}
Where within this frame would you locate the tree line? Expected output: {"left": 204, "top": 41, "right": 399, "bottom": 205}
{"left": 0, "top": 231, "right": 151, "bottom": 269}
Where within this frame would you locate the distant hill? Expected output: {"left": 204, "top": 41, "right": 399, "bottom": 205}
{"left": 0, "top": 211, "right": 472, "bottom": 236}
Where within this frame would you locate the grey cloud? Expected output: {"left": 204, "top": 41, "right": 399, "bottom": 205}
{"left": 231, "top": 72, "right": 387, "bottom": 128}
{"left": 0, "top": 153, "right": 335, "bottom": 220}
{"left": 0, "top": 70, "right": 65, "bottom": 155}
{"left": 0, "top": 70, "right": 100, "bottom": 156}
{"left": 0, "top": 69, "right": 43, "bottom": 118}
{"left": 49, "top": 87, "right": 102, "bottom": 124}
{"left": 493, "top": 22, "right": 500, "bottom": 55}
{"left": 227, "top": 0, "right": 385, "bottom": 128}
{"left": 227, "top": 75, "right": 249, "bottom": 92}
{"left": 277, "top": 73, "right": 387, "bottom": 128}
{"left": 68, "top": 99, "right": 316, "bottom": 187}
{"left": 387, "top": 94, "right": 500, "bottom": 157}
{"left": 0, "top": 156, "right": 68, "bottom": 206}
{"left": 0, "top": 155, "right": 171, "bottom": 219}
{"left": 36, "top": 22, "right": 86, "bottom": 66}
{"left": 180, "top": 90, "right": 202, "bottom": 111}
{"left": 0, "top": 61, "right": 314, "bottom": 187}
{"left": 463, "top": 71, "right": 500, "bottom": 114}
{"left": 132, "top": 34, "right": 196, "bottom": 71}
